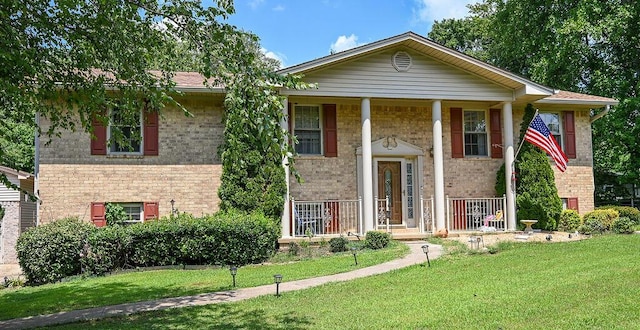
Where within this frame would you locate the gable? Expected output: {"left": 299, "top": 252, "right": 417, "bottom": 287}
{"left": 285, "top": 49, "right": 514, "bottom": 101}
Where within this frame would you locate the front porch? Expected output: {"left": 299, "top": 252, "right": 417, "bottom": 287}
{"left": 286, "top": 196, "right": 507, "bottom": 238}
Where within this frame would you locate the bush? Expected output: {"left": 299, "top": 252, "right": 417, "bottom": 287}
{"left": 597, "top": 205, "right": 640, "bottom": 225}
{"left": 287, "top": 242, "right": 301, "bottom": 256}
{"left": 612, "top": 217, "right": 635, "bottom": 234}
{"left": 577, "top": 224, "right": 591, "bottom": 235}
{"left": 558, "top": 209, "right": 582, "bottom": 232}
{"left": 364, "top": 231, "right": 391, "bottom": 250}
{"left": 17, "top": 218, "right": 96, "bottom": 285}
{"left": 328, "top": 236, "right": 349, "bottom": 253}
{"left": 582, "top": 209, "right": 619, "bottom": 232}
{"left": 105, "top": 203, "right": 128, "bottom": 226}
{"left": 18, "top": 211, "right": 280, "bottom": 285}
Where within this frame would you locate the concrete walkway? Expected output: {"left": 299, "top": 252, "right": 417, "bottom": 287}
{"left": 0, "top": 241, "right": 442, "bottom": 329}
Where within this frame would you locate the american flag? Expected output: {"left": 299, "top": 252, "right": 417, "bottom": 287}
{"left": 524, "top": 114, "right": 568, "bottom": 172}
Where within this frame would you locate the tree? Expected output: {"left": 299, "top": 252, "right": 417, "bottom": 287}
{"left": 431, "top": 0, "right": 640, "bottom": 206}
{"left": 496, "top": 105, "right": 563, "bottom": 230}
{"left": 2, "top": 1, "right": 310, "bottom": 217}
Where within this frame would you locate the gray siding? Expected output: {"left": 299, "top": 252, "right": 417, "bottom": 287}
{"left": 286, "top": 49, "right": 513, "bottom": 101}
{"left": 21, "top": 201, "right": 37, "bottom": 233}
{"left": 0, "top": 175, "right": 20, "bottom": 202}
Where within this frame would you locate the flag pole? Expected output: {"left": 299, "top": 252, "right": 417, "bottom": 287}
{"left": 513, "top": 109, "right": 539, "bottom": 160}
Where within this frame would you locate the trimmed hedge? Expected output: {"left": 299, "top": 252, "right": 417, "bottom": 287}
{"left": 17, "top": 218, "right": 96, "bottom": 285}
{"left": 17, "top": 211, "right": 280, "bottom": 285}
{"left": 328, "top": 236, "right": 349, "bottom": 252}
{"left": 612, "top": 217, "right": 635, "bottom": 234}
{"left": 597, "top": 205, "right": 640, "bottom": 225}
{"left": 582, "top": 209, "right": 619, "bottom": 232}
{"left": 558, "top": 209, "right": 582, "bottom": 232}
{"left": 364, "top": 231, "right": 391, "bottom": 250}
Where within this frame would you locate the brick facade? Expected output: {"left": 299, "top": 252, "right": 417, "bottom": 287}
{"left": 290, "top": 101, "right": 595, "bottom": 215}
{"left": 1, "top": 201, "right": 20, "bottom": 264}
{"left": 38, "top": 94, "right": 225, "bottom": 223}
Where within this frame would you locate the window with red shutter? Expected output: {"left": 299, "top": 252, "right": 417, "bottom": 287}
{"left": 323, "top": 104, "right": 338, "bottom": 157}
{"left": 143, "top": 110, "right": 159, "bottom": 156}
{"left": 490, "top": 109, "right": 502, "bottom": 158}
{"left": 450, "top": 108, "right": 464, "bottom": 158}
{"left": 144, "top": 202, "right": 159, "bottom": 221}
{"left": 563, "top": 111, "right": 576, "bottom": 159}
{"left": 91, "top": 202, "right": 106, "bottom": 227}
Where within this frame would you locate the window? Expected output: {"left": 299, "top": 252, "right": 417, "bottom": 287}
{"left": 463, "top": 110, "right": 487, "bottom": 156}
{"left": 109, "top": 108, "right": 143, "bottom": 154}
{"left": 539, "top": 113, "right": 562, "bottom": 149}
{"left": 120, "top": 203, "right": 144, "bottom": 224}
{"left": 294, "top": 105, "right": 322, "bottom": 155}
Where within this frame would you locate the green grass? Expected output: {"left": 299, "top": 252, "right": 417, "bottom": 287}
{"left": 56, "top": 235, "right": 640, "bottom": 329}
{"left": 0, "top": 241, "right": 408, "bottom": 320}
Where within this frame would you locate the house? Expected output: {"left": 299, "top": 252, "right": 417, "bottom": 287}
{"left": 36, "top": 32, "right": 618, "bottom": 238}
{"left": 0, "top": 166, "right": 36, "bottom": 264}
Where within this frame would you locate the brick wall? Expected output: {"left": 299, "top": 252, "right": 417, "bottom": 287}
{"left": 290, "top": 102, "right": 596, "bottom": 214}
{"left": 1, "top": 201, "right": 20, "bottom": 264}
{"left": 38, "top": 94, "right": 225, "bottom": 223}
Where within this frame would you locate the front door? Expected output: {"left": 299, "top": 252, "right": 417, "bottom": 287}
{"left": 378, "top": 161, "right": 402, "bottom": 224}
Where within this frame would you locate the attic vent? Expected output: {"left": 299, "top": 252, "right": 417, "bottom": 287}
{"left": 392, "top": 51, "right": 412, "bottom": 72}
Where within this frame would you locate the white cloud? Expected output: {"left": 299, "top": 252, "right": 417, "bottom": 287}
{"left": 272, "top": 4, "right": 285, "bottom": 11}
{"left": 249, "top": 0, "right": 265, "bottom": 10}
{"left": 261, "top": 47, "right": 287, "bottom": 68}
{"left": 330, "top": 34, "right": 362, "bottom": 53}
{"left": 413, "top": 0, "right": 478, "bottom": 24}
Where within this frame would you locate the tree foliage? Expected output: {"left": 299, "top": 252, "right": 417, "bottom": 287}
{"left": 2, "top": 0, "right": 311, "bottom": 217}
{"left": 430, "top": 0, "right": 640, "bottom": 204}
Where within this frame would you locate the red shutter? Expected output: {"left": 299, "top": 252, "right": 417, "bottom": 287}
{"left": 450, "top": 108, "right": 464, "bottom": 158}
{"left": 144, "top": 202, "right": 159, "bottom": 221}
{"left": 567, "top": 197, "right": 579, "bottom": 212}
{"left": 490, "top": 109, "right": 503, "bottom": 159}
{"left": 91, "top": 112, "right": 107, "bottom": 155}
{"left": 91, "top": 202, "right": 106, "bottom": 227}
{"left": 143, "top": 110, "right": 159, "bottom": 156}
{"left": 323, "top": 104, "right": 338, "bottom": 157}
{"left": 563, "top": 111, "right": 576, "bottom": 159}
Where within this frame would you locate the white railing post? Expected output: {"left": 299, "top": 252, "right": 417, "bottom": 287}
{"left": 431, "top": 196, "right": 435, "bottom": 233}
{"left": 358, "top": 196, "right": 363, "bottom": 235}
{"left": 291, "top": 197, "right": 296, "bottom": 237}
{"left": 420, "top": 195, "right": 424, "bottom": 233}
{"left": 502, "top": 194, "right": 507, "bottom": 231}
{"left": 445, "top": 195, "right": 450, "bottom": 231}
{"left": 385, "top": 195, "right": 390, "bottom": 233}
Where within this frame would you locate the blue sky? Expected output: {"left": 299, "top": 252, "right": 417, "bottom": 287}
{"left": 224, "top": 0, "right": 479, "bottom": 68}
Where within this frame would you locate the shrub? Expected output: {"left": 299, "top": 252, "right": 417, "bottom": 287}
{"left": 582, "top": 209, "right": 619, "bottom": 232}
{"left": 17, "top": 218, "right": 96, "bottom": 285}
{"left": 558, "top": 209, "right": 582, "bottom": 232}
{"left": 287, "top": 242, "right": 301, "bottom": 256}
{"left": 612, "top": 217, "right": 635, "bottom": 234}
{"left": 577, "top": 224, "right": 591, "bottom": 235}
{"left": 105, "top": 203, "right": 128, "bottom": 226}
{"left": 597, "top": 205, "right": 640, "bottom": 225}
{"left": 364, "top": 231, "right": 391, "bottom": 250}
{"left": 328, "top": 236, "right": 349, "bottom": 253}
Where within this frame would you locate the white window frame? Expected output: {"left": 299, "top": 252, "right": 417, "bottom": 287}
{"left": 108, "top": 108, "right": 143, "bottom": 155}
{"left": 463, "top": 110, "right": 489, "bottom": 157}
{"left": 539, "top": 112, "right": 563, "bottom": 150}
{"left": 119, "top": 203, "right": 144, "bottom": 224}
{"left": 293, "top": 104, "right": 324, "bottom": 155}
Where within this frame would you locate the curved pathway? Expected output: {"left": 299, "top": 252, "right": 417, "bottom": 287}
{"left": 0, "top": 241, "right": 442, "bottom": 329}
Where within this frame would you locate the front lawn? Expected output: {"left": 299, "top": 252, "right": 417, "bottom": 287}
{"left": 0, "top": 240, "right": 408, "bottom": 320}
{"left": 58, "top": 234, "right": 640, "bottom": 329}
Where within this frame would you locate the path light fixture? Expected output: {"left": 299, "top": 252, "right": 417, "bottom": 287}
{"left": 229, "top": 266, "right": 237, "bottom": 287}
{"left": 351, "top": 246, "right": 358, "bottom": 265}
{"left": 274, "top": 274, "right": 283, "bottom": 297}
{"left": 170, "top": 199, "right": 176, "bottom": 217}
{"left": 422, "top": 244, "right": 431, "bottom": 267}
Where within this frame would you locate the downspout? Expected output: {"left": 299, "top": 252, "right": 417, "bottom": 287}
{"left": 34, "top": 112, "right": 40, "bottom": 226}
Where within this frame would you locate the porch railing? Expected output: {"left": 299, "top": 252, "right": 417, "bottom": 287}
{"left": 446, "top": 195, "right": 507, "bottom": 232}
{"left": 420, "top": 195, "right": 434, "bottom": 233}
{"left": 375, "top": 196, "right": 390, "bottom": 232}
{"left": 291, "top": 198, "right": 361, "bottom": 237}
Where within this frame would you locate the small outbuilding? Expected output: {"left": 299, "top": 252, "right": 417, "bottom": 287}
{"left": 0, "top": 166, "right": 37, "bottom": 264}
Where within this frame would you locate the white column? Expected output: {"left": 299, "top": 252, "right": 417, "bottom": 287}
{"left": 280, "top": 97, "right": 291, "bottom": 238}
{"left": 361, "top": 98, "right": 374, "bottom": 232}
{"left": 432, "top": 100, "right": 445, "bottom": 230}
{"left": 503, "top": 102, "right": 516, "bottom": 230}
